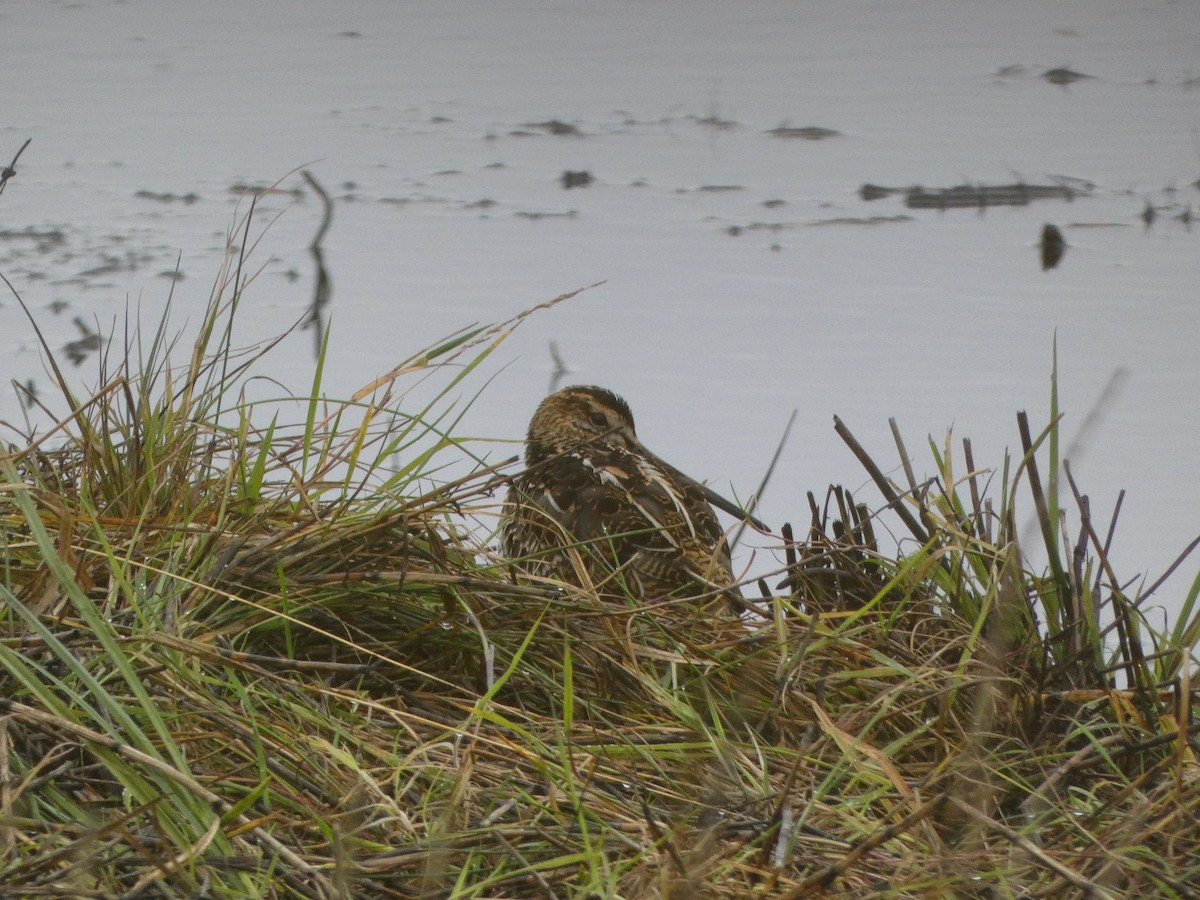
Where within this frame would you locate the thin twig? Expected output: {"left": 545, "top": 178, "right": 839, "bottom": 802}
{"left": 731, "top": 407, "right": 794, "bottom": 550}
{"left": 0, "top": 138, "right": 31, "bottom": 196}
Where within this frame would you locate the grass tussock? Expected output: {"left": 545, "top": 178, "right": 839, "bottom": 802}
{"left": 1, "top": 215, "right": 1198, "bottom": 899}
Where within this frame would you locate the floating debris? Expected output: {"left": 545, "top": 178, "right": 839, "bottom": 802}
{"left": 135, "top": 190, "right": 200, "bottom": 204}
{"left": 228, "top": 182, "right": 304, "bottom": 200}
{"left": 522, "top": 119, "right": 582, "bottom": 136}
{"left": 859, "top": 183, "right": 905, "bottom": 202}
{"left": 724, "top": 215, "right": 912, "bottom": 235}
{"left": 907, "top": 183, "right": 1084, "bottom": 209}
{"left": 862, "top": 181, "right": 1088, "bottom": 208}
{"left": 78, "top": 254, "right": 134, "bottom": 277}
{"left": 0, "top": 226, "right": 66, "bottom": 252}
{"left": 1043, "top": 67, "right": 1092, "bottom": 85}
{"left": 766, "top": 125, "right": 841, "bottom": 140}
{"left": 514, "top": 210, "right": 577, "bottom": 221}
{"left": 810, "top": 214, "right": 913, "bottom": 226}
{"left": 1040, "top": 223, "right": 1067, "bottom": 270}
{"left": 560, "top": 170, "right": 592, "bottom": 189}
{"left": 694, "top": 114, "right": 738, "bottom": 131}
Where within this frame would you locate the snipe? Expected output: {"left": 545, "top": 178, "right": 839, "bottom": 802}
{"left": 500, "top": 385, "right": 761, "bottom": 607}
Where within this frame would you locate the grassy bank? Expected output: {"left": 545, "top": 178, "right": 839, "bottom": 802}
{"left": 1, "top": 227, "right": 1198, "bottom": 898}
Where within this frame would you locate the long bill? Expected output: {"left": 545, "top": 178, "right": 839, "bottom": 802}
{"left": 699, "top": 482, "right": 769, "bottom": 533}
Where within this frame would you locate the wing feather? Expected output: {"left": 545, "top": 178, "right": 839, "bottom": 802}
{"left": 504, "top": 445, "right": 737, "bottom": 602}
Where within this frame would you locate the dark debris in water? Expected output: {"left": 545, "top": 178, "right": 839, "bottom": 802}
{"left": 0, "top": 227, "right": 66, "bottom": 252}
{"left": 693, "top": 114, "right": 739, "bottom": 131}
{"left": 766, "top": 125, "right": 841, "bottom": 140}
{"left": 77, "top": 249, "right": 155, "bottom": 278}
{"left": 810, "top": 214, "right": 913, "bottom": 227}
{"left": 1040, "top": 223, "right": 1067, "bottom": 270}
{"left": 726, "top": 214, "right": 912, "bottom": 236}
{"left": 907, "top": 183, "right": 1084, "bottom": 209}
{"left": 560, "top": 171, "right": 592, "bottom": 189}
{"left": 859, "top": 184, "right": 901, "bottom": 201}
{"left": 134, "top": 190, "right": 200, "bottom": 205}
{"left": 514, "top": 210, "right": 577, "bottom": 221}
{"left": 1043, "top": 67, "right": 1093, "bottom": 85}
{"left": 228, "top": 182, "right": 305, "bottom": 200}
{"left": 995, "top": 65, "right": 1095, "bottom": 85}
{"left": 861, "top": 181, "right": 1092, "bottom": 209}
{"left": 522, "top": 120, "right": 583, "bottom": 136}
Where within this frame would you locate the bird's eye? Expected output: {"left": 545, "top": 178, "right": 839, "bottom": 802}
{"left": 588, "top": 411, "right": 608, "bottom": 429}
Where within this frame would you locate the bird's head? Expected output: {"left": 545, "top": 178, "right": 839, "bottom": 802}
{"left": 525, "top": 385, "right": 638, "bottom": 463}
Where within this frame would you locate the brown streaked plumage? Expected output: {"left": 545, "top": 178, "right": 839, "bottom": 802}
{"left": 501, "top": 385, "right": 758, "bottom": 608}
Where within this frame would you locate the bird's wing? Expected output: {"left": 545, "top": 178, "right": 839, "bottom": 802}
{"left": 556, "top": 451, "right": 734, "bottom": 594}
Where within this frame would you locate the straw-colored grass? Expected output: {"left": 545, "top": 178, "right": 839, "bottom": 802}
{"left": 1, "top": 212, "right": 1197, "bottom": 898}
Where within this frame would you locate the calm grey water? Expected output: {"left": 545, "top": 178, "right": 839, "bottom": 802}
{"left": 3, "top": 0, "right": 1198, "bottom": 623}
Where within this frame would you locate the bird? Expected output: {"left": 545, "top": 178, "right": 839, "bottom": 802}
{"left": 500, "top": 385, "right": 762, "bottom": 609}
